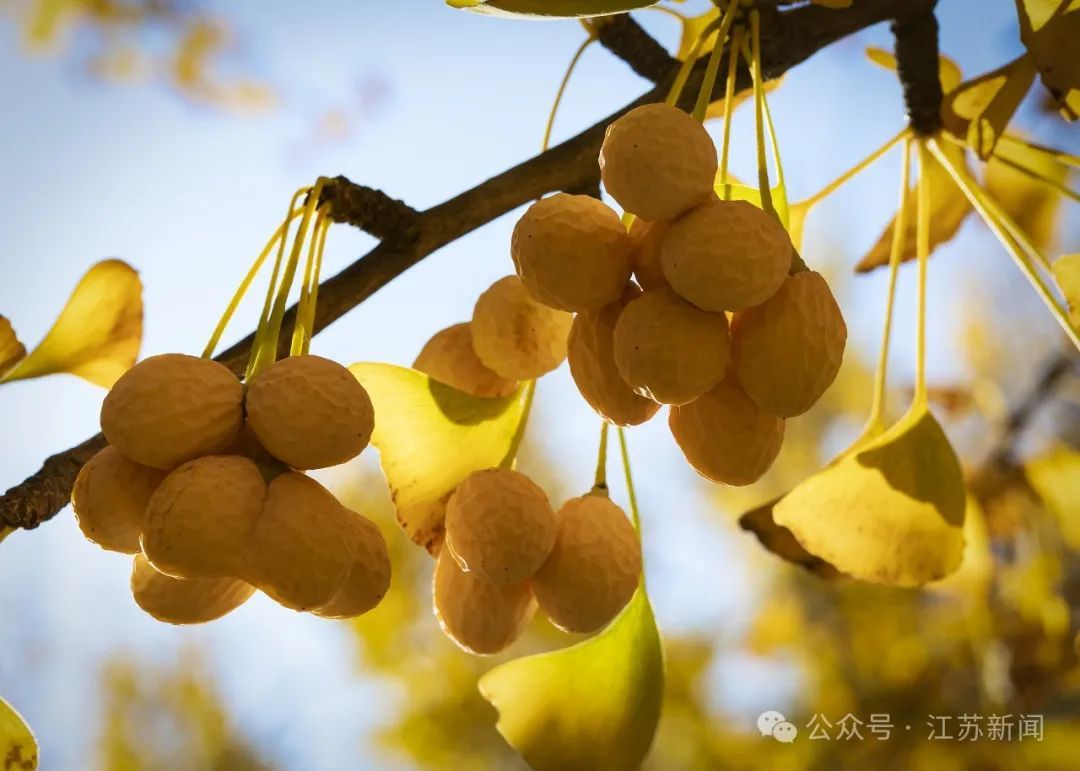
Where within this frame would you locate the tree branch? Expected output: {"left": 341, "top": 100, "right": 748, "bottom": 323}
{"left": 1, "top": 0, "right": 933, "bottom": 531}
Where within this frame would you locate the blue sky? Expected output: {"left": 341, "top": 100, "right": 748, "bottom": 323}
{"left": 1, "top": 1, "right": 1076, "bottom": 768}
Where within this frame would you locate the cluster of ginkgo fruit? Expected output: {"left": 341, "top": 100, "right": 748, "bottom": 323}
{"left": 72, "top": 351, "right": 391, "bottom": 624}
{"left": 525, "top": 101, "right": 847, "bottom": 485}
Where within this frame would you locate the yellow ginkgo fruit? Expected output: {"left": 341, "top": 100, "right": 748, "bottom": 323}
{"left": 432, "top": 545, "right": 535, "bottom": 655}
{"left": 471, "top": 275, "right": 573, "bottom": 380}
{"left": 669, "top": 376, "right": 785, "bottom": 486}
{"left": 567, "top": 286, "right": 660, "bottom": 427}
{"left": 130, "top": 554, "right": 255, "bottom": 625}
{"left": 445, "top": 467, "right": 556, "bottom": 585}
{"left": 314, "top": 510, "right": 392, "bottom": 620}
{"left": 0, "top": 259, "right": 142, "bottom": 388}
{"left": 142, "top": 455, "right": 266, "bottom": 580}
{"left": 413, "top": 322, "right": 517, "bottom": 398}
{"left": 244, "top": 472, "right": 354, "bottom": 612}
{"left": 612, "top": 287, "right": 730, "bottom": 406}
{"left": 245, "top": 354, "right": 375, "bottom": 470}
{"left": 532, "top": 494, "right": 641, "bottom": 634}
{"left": 627, "top": 218, "right": 669, "bottom": 291}
{"left": 773, "top": 406, "right": 966, "bottom": 587}
{"left": 72, "top": 445, "right": 166, "bottom": 554}
{"left": 511, "top": 193, "right": 633, "bottom": 312}
{"left": 600, "top": 103, "right": 717, "bottom": 221}
{"left": 100, "top": 353, "right": 244, "bottom": 470}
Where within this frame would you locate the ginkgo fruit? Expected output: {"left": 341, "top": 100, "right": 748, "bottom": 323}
{"left": 245, "top": 354, "right": 375, "bottom": 470}
{"left": 432, "top": 545, "right": 536, "bottom": 655}
{"left": 628, "top": 218, "right": 669, "bottom": 291}
{"left": 72, "top": 445, "right": 165, "bottom": 554}
{"left": 314, "top": 510, "right": 392, "bottom": 620}
{"left": 444, "top": 467, "right": 556, "bottom": 585}
{"left": 413, "top": 322, "right": 517, "bottom": 398}
{"left": 669, "top": 377, "right": 785, "bottom": 486}
{"left": 599, "top": 103, "right": 717, "bottom": 221}
{"left": 531, "top": 494, "right": 641, "bottom": 634}
{"left": 612, "top": 286, "right": 730, "bottom": 405}
{"left": 731, "top": 270, "right": 848, "bottom": 417}
{"left": 142, "top": 455, "right": 266, "bottom": 579}
{"left": 100, "top": 353, "right": 243, "bottom": 470}
{"left": 244, "top": 471, "right": 354, "bottom": 612}
{"left": 131, "top": 554, "right": 255, "bottom": 625}
{"left": 471, "top": 275, "right": 573, "bottom": 380}
{"left": 511, "top": 193, "right": 633, "bottom": 312}
{"left": 661, "top": 199, "right": 792, "bottom": 312}
{"left": 567, "top": 285, "right": 660, "bottom": 427}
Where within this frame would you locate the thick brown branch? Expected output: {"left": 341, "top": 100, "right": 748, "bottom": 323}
{"left": 891, "top": 1, "right": 944, "bottom": 135}
{"left": 2, "top": 0, "right": 930, "bottom": 531}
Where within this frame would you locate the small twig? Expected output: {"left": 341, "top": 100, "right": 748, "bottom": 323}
{"left": 891, "top": 1, "right": 944, "bottom": 136}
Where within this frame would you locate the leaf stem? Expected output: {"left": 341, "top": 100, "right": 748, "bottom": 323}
{"left": 617, "top": 426, "right": 641, "bottom": 533}
{"left": 691, "top": 0, "right": 738, "bottom": 123}
{"left": 717, "top": 26, "right": 742, "bottom": 198}
{"left": 543, "top": 34, "right": 596, "bottom": 154}
{"left": 665, "top": 15, "right": 724, "bottom": 106}
{"left": 592, "top": 421, "right": 610, "bottom": 495}
{"left": 300, "top": 214, "right": 330, "bottom": 356}
{"left": 914, "top": 139, "right": 931, "bottom": 408}
{"left": 928, "top": 138, "right": 1080, "bottom": 352}
{"left": 499, "top": 380, "right": 537, "bottom": 470}
{"left": 800, "top": 127, "right": 909, "bottom": 209}
{"left": 748, "top": 10, "right": 775, "bottom": 219}
{"left": 290, "top": 209, "right": 328, "bottom": 357}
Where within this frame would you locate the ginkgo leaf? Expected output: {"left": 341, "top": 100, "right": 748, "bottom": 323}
{"left": 0, "top": 316, "right": 26, "bottom": 376}
{"left": 865, "top": 46, "right": 962, "bottom": 94}
{"left": 0, "top": 697, "right": 38, "bottom": 771}
{"left": 986, "top": 138, "right": 1068, "bottom": 252}
{"left": 1015, "top": 0, "right": 1080, "bottom": 120}
{"left": 1025, "top": 446, "right": 1080, "bottom": 548}
{"left": 738, "top": 502, "right": 840, "bottom": 578}
{"left": 479, "top": 587, "right": 663, "bottom": 771}
{"left": 1051, "top": 254, "right": 1080, "bottom": 326}
{"left": 855, "top": 142, "right": 970, "bottom": 273}
{"left": 773, "top": 405, "right": 966, "bottom": 587}
{"left": 943, "top": 54, "right": 1038, "bottom": 158}
{"left": 1, "top": 260, "right": 142, "bottom": 388}
{"left": 928, "top": 497, "right": 994, "bottom": 600}
{"left": 446, "top": 0, "right": 659, "bottom": 19}
{"left": 348, "top": 362, "right": 527, "bottom": 554}
{"left": 714, "top": 181, "right": 790, "bottom": 232}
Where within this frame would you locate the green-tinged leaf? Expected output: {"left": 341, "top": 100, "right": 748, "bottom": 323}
{"left": 1051, "top": 254, "right": 1080, "bottom": 326}
{"left": 773, "top": 406, "right": 966, "bottom": 587}
{"left": 865, "top": 46, "right": 962, "bottom": 93}
{"left": 0, "top": 317, "right": 26, "bottom": 377}
{"left": 1015, "top": 0, "right": 1080, "bottom": 120}
{"left": 348, "top": 362, "right": 526, "bottom": 554}
{"left": 987, "top": 138, "right": 1069, "bottom": 253}
{"left": 0, "top": 696, "right": 38, "bottom": 770}
{"left": 479, "top": 587, "right": 663, "bottom": 771}
{"left": 856, "top": 142, "right": 970, "bottom": 273}
{"left": 714, "top": 181, "right": 790, "bottom": 231}
{"left": 942, "top": 54, "right": 1038, "bottom": 158}
{"left": 447, "top": 0, "right": 659, "bottom": 19}
{"left": 1025, "top": 446, "right": 1080, "bottom": 548}
{"left": 1, "top": 260, "right": 142, "bottom": 388}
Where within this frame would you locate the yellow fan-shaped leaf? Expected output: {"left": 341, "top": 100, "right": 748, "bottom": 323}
{"left": 674, "top": 7, "right": 718, "bottom": 61}
{"left": 1026, "top": 446, "right": 1080, "bottom": 548}
{"left": 1015, "top": 0, "right": 1080, "bottom": 120}
{"left": 1051, "top": 253, "right": 1080, "bottom": 326}
{"left": 773, "top": 406, "right": 966, "bottom": 587}
{"left": 986, "top": 140, "right": 1068, "bottom": 253}
{"left": 738, "top": 502, "right": 840, "bottom": 578}
{"left": 0, "top": 696, "right": 38, "bottom": 771}
{"left": 865, "top": 46, "right": 962, "bottom": 94}
{"left": 714, "top": 180, "right": 790, "bottom": 232}
{"left": 479, "top": 587, "right": 663, "bottom": 771}
{"left": 348, "top": 362, "right": 527, "bottom": 554}
{"left": 943, "top": 54, "right": 1038, "bottom": 158}
{"left": 1, "top": 260, "right": 142, "bottom": 388}
{"left": 855, "top": 142, "right": 970, "bottom": 273}
{"left": 0, "top": 316, "right": 26, "bottom": 377}
{"left": 446, "top": 0, "right": 659, "bottom": 19}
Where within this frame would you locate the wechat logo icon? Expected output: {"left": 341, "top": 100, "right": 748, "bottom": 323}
{"left": 758, "top": 710, "right": 798, "bottom": 743}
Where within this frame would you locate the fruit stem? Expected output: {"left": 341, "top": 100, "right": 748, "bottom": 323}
{"left": 748, "top": 10, "right": 776, "bottom": 220}
{"left": 301, "top": 213, "right": 330, "bottom": 356}
{"left": 799, "top": 128, "right": 909, "bottom": 209}
{"left": 246, "top": 186, "right": 310, "bottom": 380}
{"left": 591, "top": 421, "right": 610, "bottom": 496}
{"left": 202, "top": 207, "right": 302, "bottom": 360}
{"left": 499, "top": 379, "right": 537, "bottom": 470}
{"left": 616, "top": 427, "right": 642, "bottom": 539}
{"left": 290, "top": 207, "right": 330, "bottom": 357}
{"left": 664, "top": 14, "right": 724, "bottom": 107}
{"left": 542, "top": 33, "right": 595, "bottom": 154}
{"left": 251, "top": 177, "right": 327, "bottom": 376}
{"left": 928, "top": 138, "right": 1080, "bottom": 352}
{"left": 717, "top": 26, "right": 742, "bottom": 199}
{"left": 691, "top": 0, "right": 738, "bottom": 123}
{"left": 914, "top": 139, "right": 930, "bottom": 408}
{"left": 865, "top": 136, "right": 912, "bottom": 435}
